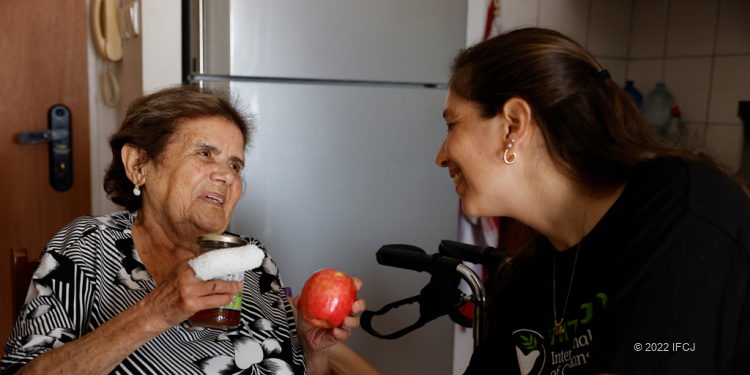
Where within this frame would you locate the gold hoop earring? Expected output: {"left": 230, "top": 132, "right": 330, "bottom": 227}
{"left": 503, "top": 138, "right": 516, "bottom": 165}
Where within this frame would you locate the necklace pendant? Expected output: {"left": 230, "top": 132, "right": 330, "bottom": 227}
{"left": 554, "top": 324, "right": 565, "bottom": 335}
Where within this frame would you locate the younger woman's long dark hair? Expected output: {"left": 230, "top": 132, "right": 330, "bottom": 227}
{"left": 450, "top": 27, "right": 709, "bottom": 189}
{"left": 449, "top": 27, "right": 741, "bottom": 340}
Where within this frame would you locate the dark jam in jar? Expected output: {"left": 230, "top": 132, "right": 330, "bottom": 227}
{"left": 188, "top": 308, "right": 241, "bottom": 329}
{"left": 188, "top": 234, "right": 247, "bottom": 329}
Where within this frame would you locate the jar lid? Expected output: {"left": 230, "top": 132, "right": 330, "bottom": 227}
{"left": 197, "top": 234, "right": 247, "bottom": 246}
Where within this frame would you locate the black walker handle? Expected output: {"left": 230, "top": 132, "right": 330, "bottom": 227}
{"left": 363, "top": 242, "right": 490, "bottom": 348}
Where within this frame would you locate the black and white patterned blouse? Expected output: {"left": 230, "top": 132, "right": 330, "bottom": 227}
{"left": 1, "top": 211, "right": 306, "bottom": 374}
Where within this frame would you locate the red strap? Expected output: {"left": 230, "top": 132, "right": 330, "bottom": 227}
{"left": 483, "top": 1, "right": 495, "bottom": 41}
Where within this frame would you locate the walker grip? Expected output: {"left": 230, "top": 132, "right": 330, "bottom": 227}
{"left": 376, "top": 244, "right": 437, "bottom": 273}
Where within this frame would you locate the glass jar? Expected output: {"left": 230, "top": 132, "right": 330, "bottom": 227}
{"left": 188, "top": 234, "right": 247, "bottom": 329}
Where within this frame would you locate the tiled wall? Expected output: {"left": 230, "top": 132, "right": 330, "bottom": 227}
{"left": 497, "top": 0, "right": 750, "bottom": 172}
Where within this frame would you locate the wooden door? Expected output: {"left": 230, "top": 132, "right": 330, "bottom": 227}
{"left": 0, "top": 0, "right": 91, "bottom": 355}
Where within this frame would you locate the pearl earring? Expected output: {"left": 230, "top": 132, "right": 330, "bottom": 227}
{"left": 133, "top": 184, "right": 141, "bottom": 197}
{"left": 503, "top": 139, "right": 517, "bottom": 165}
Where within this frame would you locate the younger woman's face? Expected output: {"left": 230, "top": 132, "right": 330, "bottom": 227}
{"left": 435, "top": 90, "right": 510, "bottom": 217}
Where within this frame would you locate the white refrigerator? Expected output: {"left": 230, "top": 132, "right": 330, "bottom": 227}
{"left": 188, "top": 1, "right": 466, "bottom": 373}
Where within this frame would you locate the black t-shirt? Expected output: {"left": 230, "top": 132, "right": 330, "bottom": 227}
{"left": 464, "top": 158, "right": 750, "bottom": 375}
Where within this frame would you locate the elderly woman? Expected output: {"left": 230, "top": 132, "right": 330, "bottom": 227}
{"left": 2, "top": 85, "right": 366, "bottom": 375}
{"left": 436, "top": 28, "right": 750, "bottom": 374}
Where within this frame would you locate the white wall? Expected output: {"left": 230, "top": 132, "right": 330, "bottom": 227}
{"left": 87, "top": 0, "right": 182, "bottom": 215}
{"left": 87, "top": 0, "right": 120, "bottom": 215}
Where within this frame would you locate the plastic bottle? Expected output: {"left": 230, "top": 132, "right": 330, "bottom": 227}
{"left": 663, "top": 105, "right": 687, "bottom": 146}
{"left": 642, "top": 82, "right": 675, "bottom": 135}
{"left": 623, "top": 80, "right": 643, "bottom": 109}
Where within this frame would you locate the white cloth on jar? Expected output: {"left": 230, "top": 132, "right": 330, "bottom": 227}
{"left": 189, "top": 244, "right": 265, "bottom": 281}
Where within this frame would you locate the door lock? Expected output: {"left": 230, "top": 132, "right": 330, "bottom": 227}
{"left": 18, "top": 105, "right": 73, "bottom": 191}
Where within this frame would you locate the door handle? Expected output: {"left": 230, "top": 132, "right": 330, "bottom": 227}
{"left": 18, "top": 128, "right": 69, "bottom": 144}
{"left": 18, "top": 105, "right": 74, "bottom": 191}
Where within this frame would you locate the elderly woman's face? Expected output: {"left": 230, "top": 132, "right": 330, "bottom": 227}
{"left": 143, "top": 116, "right": 245, "bottom": 235}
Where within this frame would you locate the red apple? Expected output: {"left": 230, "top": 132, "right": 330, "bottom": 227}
{"left": 298, "top": 269, "right": 357, "bottom": 329}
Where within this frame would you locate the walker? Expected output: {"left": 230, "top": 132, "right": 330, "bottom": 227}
{"left": 360, "top": 240, "right": 508, "bottom": 349}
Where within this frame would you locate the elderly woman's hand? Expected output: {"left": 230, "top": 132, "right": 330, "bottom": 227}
{"left": 292, "top": 277, "right": 366, "bottom": 373}
{"left": 137, "top": 259, "right": 243, "bottom": 332}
